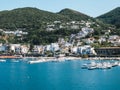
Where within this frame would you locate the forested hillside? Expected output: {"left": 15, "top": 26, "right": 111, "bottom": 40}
{"left": 0, "top": 7, "right": 116, "bottom": 45}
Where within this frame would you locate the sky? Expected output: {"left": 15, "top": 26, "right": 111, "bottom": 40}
{"left": 0, "top": 0, "right": 120, "bottom": 17}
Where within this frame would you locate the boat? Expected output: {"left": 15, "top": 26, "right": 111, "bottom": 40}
{"left": 81, "top": 61, "right": 97, "bottom": 70}
{"left": 28, "top": 60, "right": 42, "bottom": 64}
{"left": 106, "top": 62, "right": 112, "bottom": 69}
{"left": 28, "top": 58, "right": 46, "bottom": 64}
{"left": 82, "top": 61, "right": 113, "bottom": 70}
{"left": 0, "top": 59, "right": 6, "bottom": 62}
{"left": 97, "top": 62, "right": 112, "bottom": 69}
{"left": 88, "top": 66, "right": 96, "bottom": 70}
{"left": 96, "top": 63, "right": 103, "bottom": 69}
{"left": 112, "top": 61, "right": 118, "bottom": 67}
{"left": 89, "top": 61, "right": 97, "bottom": 67}
{"left": 81, "top": 64, "right": 88, "bottom": 69}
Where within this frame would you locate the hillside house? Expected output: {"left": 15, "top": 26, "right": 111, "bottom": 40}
{"left": 21, "top": 45, "right": 29, "bottom": 54}
{"left": 10, "top": 44, "right": 21, "bottom": 53}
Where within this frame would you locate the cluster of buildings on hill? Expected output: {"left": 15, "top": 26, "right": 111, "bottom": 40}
{"left": 0, "top": 29, "right": 28, "bottom": 37}
{"left": 0, "top": 32, "right": 120, "bottom": 57}
{"left": 45, "top": 20, "right": 95, "bottom": 31}
{"left": 0, "top": 20, "right": 120, "bottom": 57}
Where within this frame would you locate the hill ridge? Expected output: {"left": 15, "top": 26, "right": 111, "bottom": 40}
{"left": 97, "top": 7, "right": 120, "bottom": 28}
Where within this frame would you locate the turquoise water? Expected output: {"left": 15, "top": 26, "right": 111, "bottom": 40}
{"left": 0, "top": 59, "right": 120, "bottom": 90}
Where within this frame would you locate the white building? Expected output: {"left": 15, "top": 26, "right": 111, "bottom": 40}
{"left": 4, "top": 31, "right": 15, "bottom": 34}
{"left": 46, "top": 24, "right": 55, "bottom": 31}
{"left": 78, "top": 45, "right": 96, "bottom": 55}
{"left": 32, "top": 45, "right": 44, "bottom": 54}
{"left": 83, "top": 38, "right": 95, "bottom": 44}
{"left": 98, "top": 36, "right": 107, "bottom": 44}
{"left": 82, "top": 27, "right": 94, "bottom": 34}
{"left": 71, "top": 46, "right": 78, "bottom": 53}
{"left": 10, "top": 44, "right": 21, "bottom": 53}
{"left": 70, "top": 25, "right": 79, "bottom": 29}
{"left": 50, "top": 43, "right": 60, "bottom": 51}
{"left": 21, "top": 45, "right": 29, "bottom": 54}
{"left": 46, "top": 45, "right": 51, "bottom": 51}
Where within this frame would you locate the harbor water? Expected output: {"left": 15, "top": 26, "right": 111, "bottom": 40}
{"left": 0, "top": 58, "right": 120, "bottom": 90}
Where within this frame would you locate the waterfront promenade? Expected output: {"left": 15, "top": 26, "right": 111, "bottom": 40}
{"left": 0, "top": 55, "right": 120, "bottom": 63}
{"left": 18, "top": 56, "right": 120, "bottom": 64}
{"left": 0, "top": 55, "right": 120, "bottom": 60}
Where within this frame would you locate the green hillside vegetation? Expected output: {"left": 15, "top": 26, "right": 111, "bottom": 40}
{"left": 58, "top": 8, "right": 93, "bottom": 21}
{"left": 0, "top": 7, "right": 70, "bottom": 30}
{"left": 0, "top": 7, "right": 116, "bottom": 45}
{"left": 0, "top": 7, "right": 94, "bottom": 30}
{"left": 97, "top": 7, "right": 120, "bottom": 28}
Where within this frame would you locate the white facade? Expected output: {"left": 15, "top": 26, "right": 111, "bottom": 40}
{"left": 71, "top": 46, "right": 78, "bottom": 53}
{"left": 78, "top": 45, "right": 96, "bottom": 55}
{"left": 70, "top": 25, "right": 79, "bottom": 29}
{"left": 82, "top": 27, "right": 94, "bottom": 34}
{"left": 10, "top": 44, "right": 21, "bottom": 52}
{"left": 46, "top": 45, "right": 51, "bottom": 51}
{"left": 51, "top": 43, "right": 60, "bottom": 51}
{"left": 4, "top": 31, "right": 14, "bottom": 34}
{"left": 21, "top": 45, "right": 29, "bottom": 54}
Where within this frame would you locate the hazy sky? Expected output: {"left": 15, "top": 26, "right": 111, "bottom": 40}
{"left": 0, "top": 0, "right": 120, "bottom": 17}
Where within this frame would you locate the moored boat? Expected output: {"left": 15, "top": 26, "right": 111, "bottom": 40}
{"left": 88, "top": 66, "right": 96, "bottom": 70}
{"left": 0, "top": 59, "right": 6, "bottom": 62}
{"left": 81, "top": 64, "right": 88, "bottom": 69}
{"left": 28, "top": 58, "right": 46, "bottom": 64}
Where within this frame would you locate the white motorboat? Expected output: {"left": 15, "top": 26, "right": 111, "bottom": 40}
{"left": 81, "top": 64, "right": 88, "bottom": 69}
{"left": 112, "top": 61, "right": 118, "bottom": 67}
{"left": 0, "top": 59, "right": 6, "bottom": 62}
{"left": 89, "top": 61, "right": 97, "bottom": 67}
{"left": 28, "top": 59, "right": 46, "bottom": 64}
{"left": 29, "top": 60, "right": 42, "bottom": 64}
{"left": 88, "top": 66, "right": 96, "bottom": 70}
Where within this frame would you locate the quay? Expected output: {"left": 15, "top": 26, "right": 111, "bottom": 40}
{"left": 0, "top": 55, "right": 22, "bottom": 59}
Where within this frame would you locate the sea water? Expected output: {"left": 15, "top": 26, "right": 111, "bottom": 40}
{"left": 0, "top": 59, "right": 120, "bottom": 90}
